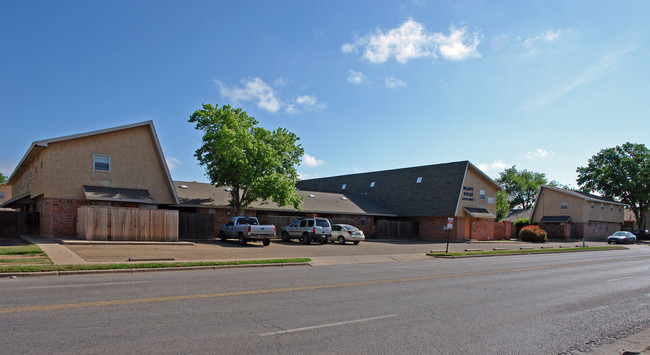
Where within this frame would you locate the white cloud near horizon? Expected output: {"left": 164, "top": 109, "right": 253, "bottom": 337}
{"left": 477, "top": 160, "right": 509, "bottom": 175}
{"left": 216, "top": 77, "right": 324, "bottom": 114}
{"left": 342, "top": 19, "right": 481, "bottom": 63}
{"left": 166, "top": 157, "right": 181, "bottom": 170}
{"left": 302, "top": 153, "right": 326, "bottom": 167}
{"left": 347, "top": 70, "right": 367, "bottom": 84}
{"left": 523, "top": 148, "right": 553, "bottom": 159}
{"left": 385, "top": 77, "right": 407, "bottom": 88}
{"left": 215, "top": 77, "right": 281, "bottom": 113}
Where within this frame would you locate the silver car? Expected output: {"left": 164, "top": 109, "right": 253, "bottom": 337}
{"left": 330, "top": 224, "right": 365, "bottom": 245}
{"left": 606, "top": 231, "right": 637, "bottom": 244}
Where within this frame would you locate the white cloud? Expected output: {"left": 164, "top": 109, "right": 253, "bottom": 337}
{"left": 342, "top": 19, "right": 480, "bottom": 63}
{"left": 215, "top": 77, "right": 281, "bottom": 113}
{"left": 347, "top": 70, "right": 367, "bottom": 84}
{"left": 302, "top": 153, "right": 326, "bottom": 167}
{"left": 385, "top": 77, "right": 407, "bottom": 88}
{"left": 523, "top": 148, "right": 553, "bottom": 159}
{"left": 286, "top": 95, "right": 325, "bottom": 114}
{"left": 477, "top": 160, "right": 509, "bottom": 174}
{"left": 165, "top": 157, "right": 181, "bottom": 170}
{"left": 521, "top": 29, "right": 563, "bottom": 49}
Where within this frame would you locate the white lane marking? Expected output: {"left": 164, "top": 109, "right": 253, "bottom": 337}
{"left": 606, "top": 276, "right": 635, "bottom": 282}
{"left": 260, "top": 314, "right": 397, "bottom": 336}
{"left": 27, "top": 281, "right": 150, "bottom": 289}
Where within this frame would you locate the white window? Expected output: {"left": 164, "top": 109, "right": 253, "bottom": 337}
{"left": 600, "top": 203, "right": 604, "bottom": 210}
{"left": 370, "top": 182, "right": 375, "bottom": 187}
{"left": 479, "top": 190, "right": 486, "bottom": 200}
{"left": 591, "top": 203, "right": 595, "bottom": 209}
{"left": 341, "top": 184, "right": 346, "bottom": 190}
{"left": 416, "top": 177, "right": 422, "bottom": 183}
{"left": 560, "top": 202, "right": 568, "bottom": 210}
{"left": 94, "top": 154, "right": 110, "bottom": 171}
{"left": 487, "top": 197, "right": 495, "bottom": 204}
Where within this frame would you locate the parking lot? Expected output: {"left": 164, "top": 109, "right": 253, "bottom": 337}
{"left": 60, "top": 238, "right": 613, "bottom": 265}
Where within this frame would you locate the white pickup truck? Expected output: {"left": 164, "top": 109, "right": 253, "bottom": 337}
{"left": 219, "top": 217, "right": 276, "bottom": 246}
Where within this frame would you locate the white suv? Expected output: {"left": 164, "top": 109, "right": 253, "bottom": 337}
{"left": 280, "top": 218, "right": 331, "bottom": 244}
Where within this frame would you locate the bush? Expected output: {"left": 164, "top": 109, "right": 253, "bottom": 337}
{"left": 513, "top": 217, "right": 531, "bottom": 230}
{"left": 519, "top": 225, "right": 548, "bottom": 243}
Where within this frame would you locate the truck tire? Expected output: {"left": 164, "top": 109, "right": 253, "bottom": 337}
{"left": 282, "top": 231, "right": 290, "bottom": 242}
{"left": 219, "top": 231, "right": 227, "bottom": 242}
{"left": 302, "top": 233, "right": 311, "bottom": 245}
{"left": 238, "top": 233, "right": 247, "bottom": 246}
{"left": 262, "top": 239, "right": 271, "bottom": 246}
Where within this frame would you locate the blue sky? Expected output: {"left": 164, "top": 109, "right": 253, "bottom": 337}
{"left": 2, "top": 1, "right": 649, "bottom": 188}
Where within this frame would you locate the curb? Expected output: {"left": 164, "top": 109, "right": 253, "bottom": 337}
{"left": 428, "top": 247, "right": 628, "bottom": 258}
{"left": 0, "top": 262, "right": 310, "bottom": 278}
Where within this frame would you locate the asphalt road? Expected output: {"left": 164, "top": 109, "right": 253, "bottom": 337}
{"left": 2, "top": 248, "right": 649, "bottom": 354}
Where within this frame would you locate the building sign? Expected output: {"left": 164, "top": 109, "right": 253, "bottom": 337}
{"left": 447, "top": 217, "right": 454, "bottom": 230}
{"left": 462, "top": 186, "right": 475, "bottom": 201}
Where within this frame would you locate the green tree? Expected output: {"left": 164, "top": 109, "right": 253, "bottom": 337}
{"left": 0, "top": 173, "right": 6, "bottom": 184}
{"left": 496, "top": 190, "right": 510, "bottom": 221}
{"left": 577, "top": 142, "right": 649, "bottom": 230}
{"left": 189, "top": 104, "right": 304, "bottom": 216}
{"left": 496, "top": 165, "right": 549, "bottom": 209}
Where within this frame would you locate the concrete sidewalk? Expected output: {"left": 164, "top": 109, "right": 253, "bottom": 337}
{"left": 20, "top": 235, "right": 88, "bottom": 265}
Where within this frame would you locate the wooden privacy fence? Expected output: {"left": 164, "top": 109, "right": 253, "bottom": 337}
{"left": 374, "top": 220, "right": 419, "bottom": 239}
{"left": 0, "top": 211, "right": 39, "bottom": 238}
{"left": 77, "top": 206, "right": 178, "bottom": 242}
{"left": 179, "top": 212, "right": 215, "bottom": 240}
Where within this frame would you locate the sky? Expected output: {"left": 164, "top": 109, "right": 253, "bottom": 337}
{"left": 1, "top": 0, "right": 649, "bottom": 188}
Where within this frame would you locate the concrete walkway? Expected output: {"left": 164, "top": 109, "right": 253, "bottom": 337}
{"left": 21, "top": 235, "right": 88, "bottom": 265}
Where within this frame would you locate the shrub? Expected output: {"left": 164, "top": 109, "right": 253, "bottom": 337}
{"left": 513, "top": 217, "right": 531, "bottom": 229}
{"left": 519, "top": 225, "right": 548, "bottom": 243}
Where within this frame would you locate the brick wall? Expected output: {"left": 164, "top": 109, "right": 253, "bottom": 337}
{"left": 417, "top": 216, "right": 512, "bottom": 241}
{"left": 38, "top": 198, "right": 91, "bottom": 236}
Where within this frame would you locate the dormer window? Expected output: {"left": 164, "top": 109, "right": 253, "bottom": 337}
{"left": 370, "top": 182, "right": 375, "bottom": 187}
{"left": 341, "top": 184, "right": 346, "bottom": 190}
{"left": 416, "top": 177, "right": 422, "bottom": 183}
{"left": 94, "top": 154, "right": 111, "bottom": 172}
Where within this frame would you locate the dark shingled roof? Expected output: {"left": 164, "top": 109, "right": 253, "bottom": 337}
{"left": 82, "top": 185, "right": 154, "bottom": 204}
{"left": 173, "top": 181, "right": 395, "bottom": 216}
{"left": 296, "top": 161, "right": 472, "bottom": 217}
{"left": 539, "top": 216, "right": 571, "bottom": 223}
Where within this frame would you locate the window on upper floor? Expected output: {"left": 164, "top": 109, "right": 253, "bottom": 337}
{"left": 94, "top": 154, "right": 111, "bottom": 172}
{"left": 416, "top": 177, "right": 423, "bottom": 183}
{"left": 341, "top": 184, "right": 346, "bottom": 190}
{"left": 560, "top": 202, "right": 568, "bottom": 210}
{"left": 370, "top": 181, "right": 375, "bottom": 187}
{"left": 479, "top": 190, "right": 486, "bottom": 200}
{"left": 600, "top": 203, "right": 604, "bottom": 210}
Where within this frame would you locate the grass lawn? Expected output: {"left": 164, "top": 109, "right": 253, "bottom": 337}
{"left": 0, "top": 244, "right": 53, "bottom": 267}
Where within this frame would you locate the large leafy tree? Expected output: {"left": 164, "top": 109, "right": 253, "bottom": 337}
{"left": 496, "top": 165, "right": 551, "bottom": 209}
{"left": 189, "top": 104, "right": 304, "bottom": 216}
{"left": 496, "top": 190, "right": 510, "bottom": 221}
{"left": 0, "top": 173, "right": 6, "bottom": 183}
{"left": 577, "top": 142, "right": 649, "bottom": 230}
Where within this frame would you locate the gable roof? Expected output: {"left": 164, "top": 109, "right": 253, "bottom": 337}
{"left": 296, "top": 161, "right": 500, "bottom": 217}
{"left": 173, "top": 180, "right": 396, "bottom": 216}
{"left": 530, "top": 185, "right": 626, "bottom": 222}
{"left": 7, "top": 121, "right": 179, "bottom": 205}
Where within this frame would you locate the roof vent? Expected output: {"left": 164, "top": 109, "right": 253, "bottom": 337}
{"left": 179, "top": 185, "right": 188, "bottom": 189}
{"left": 308, "top": 194, "right": 316, "bottom": 198}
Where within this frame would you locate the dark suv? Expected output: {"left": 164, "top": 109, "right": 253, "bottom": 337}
{"left": 280, "top": 218, "right": 332, "bottom": 244}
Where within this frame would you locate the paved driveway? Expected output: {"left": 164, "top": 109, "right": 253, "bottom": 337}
{"left": 62, "top": 239, "right": 612, "bottom": 265}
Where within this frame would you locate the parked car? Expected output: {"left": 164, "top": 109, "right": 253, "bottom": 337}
{"left": 606, "top": 231, "right": 637, "bottom": 244}
{"left": 280, "top": 218, "right": 331, "bottom": 244}
{"left": 219, "top": 216, "right": 275, "bottom": 246}
{"left": 630, "top": 229, "right": 649, "bottom": 240}
{"left": 330, "top": 224, "right": 365, "bottom": 245}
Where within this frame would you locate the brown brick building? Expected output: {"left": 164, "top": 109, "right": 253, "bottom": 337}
{"left": 530, "top": 185, "right": 625, "bottom": 240}
{"left": 2, "top": 121, "right": 179, "bottom": 236}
